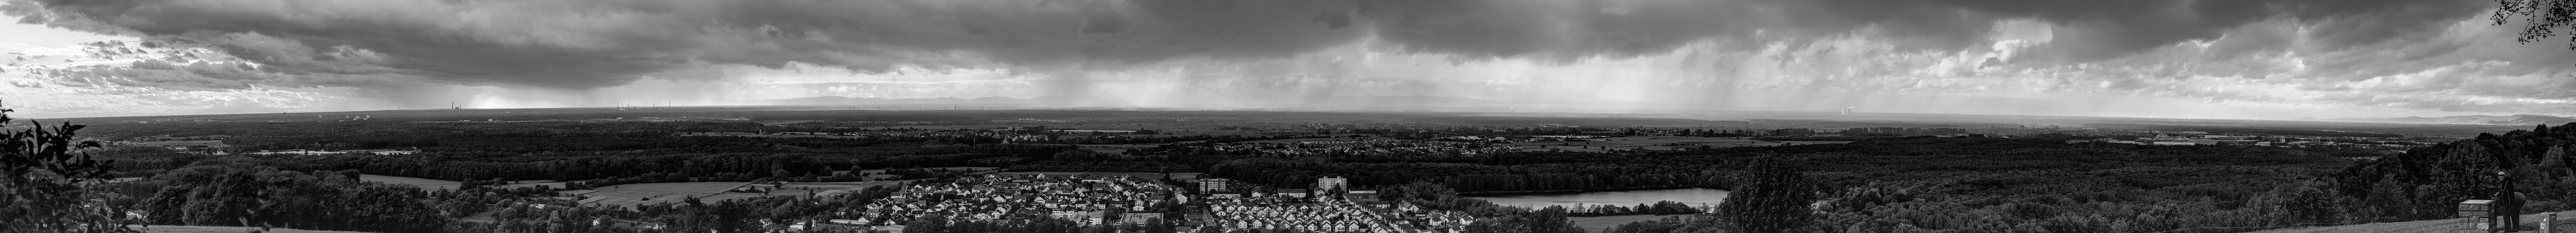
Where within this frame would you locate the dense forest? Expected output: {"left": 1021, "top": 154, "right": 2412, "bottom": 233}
{"left": 2327, "top": 124, "right": 2576, "bottom": 219}
{"left": 1597, "top": 125, "right": 2576, "bottom": 233}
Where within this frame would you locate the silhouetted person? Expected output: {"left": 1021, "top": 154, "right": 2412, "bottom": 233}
{"left": 2497, "top": 171, "right": 2523, "bottom": 232}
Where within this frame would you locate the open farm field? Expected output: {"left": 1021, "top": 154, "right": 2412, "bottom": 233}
{"left": 2249, "top": 211, "right": 2571, "bottom": 233}
{"left": 496, "top": 180, "right": 565, "bottom": 189}
{"left": 764, "top": 180, "right": 910, "bottom": 196}
{"left": 560, "top": 182, "right": 759, "bottom": 207}
{"left": 1566, "top": 215, "right": 1698, "bottom": 232}
{"left": 596, "top": 182, "right": 747, "bottom": 193}
{"left": 1237, "top": 138, "right": 1367, "bottom": 144}
{"left": 358, "top": 174, "right": 460, "bottom": 191}
{"left": 141, "top": 226, "right": 370, "bottom": 233}
{"left": 851, "top": 166, "right": 998, "bottom": 175}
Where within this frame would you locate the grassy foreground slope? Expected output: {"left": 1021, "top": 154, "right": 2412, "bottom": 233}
{"left": 1568, "top": 215, "right": 1703, "bottom": 232}
{"left": 140, "top": 226, "right": 372, "bottom": 233}
{"left": 2252, "top": 212, "right": 2572, "bottom": 233}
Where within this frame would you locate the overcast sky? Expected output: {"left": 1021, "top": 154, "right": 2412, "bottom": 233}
{"left": 0, "top": 0, "right": 2569, "bottom": 119}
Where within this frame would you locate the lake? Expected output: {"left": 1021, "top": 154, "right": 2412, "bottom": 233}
{"left": 1462, "top": 187, "right": 1729, "bottom": 209}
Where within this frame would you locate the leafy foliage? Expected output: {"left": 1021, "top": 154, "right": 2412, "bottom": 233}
{"left": 125, "top": 162, "right": 447, "bottom": 233}
{"left": 1713, "top": 162, "right": 1816, "bottom": 233}
{"left": 2495, "top": 0, "right": 2576, "bottom": 50}
{"left": 0, "top": 101, "right": 138, "bottom": 233}
{"left": 2330, "top": 123, "right": 2576, "bottom": 220}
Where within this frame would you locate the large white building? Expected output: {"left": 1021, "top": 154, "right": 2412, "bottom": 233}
{"left": 1317, "top": 177, "right": 1348, "bottom": 192}
{"left": 1199, "top": 178, "right": 1234, "bottom": 192}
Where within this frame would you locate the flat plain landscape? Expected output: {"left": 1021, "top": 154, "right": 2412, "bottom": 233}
{"left": 139, "top": 226, "right": 368, "bottom": 233}
{"left": 13, "top": 2, "right": 2569, "bottom": 232}
{"left": 561, "top": 182, "right": 762, "bottom": 207}
{"left": 1567, "top": 215, "right": 1699, "bottom": 232}
{"left": 357, "top": 174, "right": 460, "bottom": 191}
{"left": 37, "top": 107, "right": 2558, "bottom": 233}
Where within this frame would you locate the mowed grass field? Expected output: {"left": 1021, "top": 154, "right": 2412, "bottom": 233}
{"left": 676, "top": 133, "right": 872, "bottom": 139}
{"left": 841, "top": 125, "right": 1013, "bottom": 130}
{"left": 848, "top": 166, "right": 998, "bottom": 175}
{"left": 596, "top": 182, "right": 747, "bottom": 192}
{"left": 139, "top": 226, "right": 369, "bottom": 233}
{"left": 495, "top": 180, "right": 566, "bottom": 189}
{"left": 484, "top": 180, "right": 567, "bottom": 189}
{"left": 763, "top": 181, "right": 907, "bottom": 196}
{"left": 567, "top": 182, "right": 763, "bottom": 207}
{"left": 1567, "top": 215, "right": 1699, "bottom": 232}
{"left": 357, "top": 174, "right": 460, "bottom": 191}
{"left": 838, "top": 123, "right": 1278, "bottom": 134}
{"left": 2250, "top": 212, "right": 2574, "bottom": 233}
{"left": 1237, "top": 138, "right": 1367, "bottom": 144}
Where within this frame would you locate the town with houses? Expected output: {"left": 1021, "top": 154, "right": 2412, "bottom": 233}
{"left": 789, "top": 173, "right": 1476, "bottom": 233}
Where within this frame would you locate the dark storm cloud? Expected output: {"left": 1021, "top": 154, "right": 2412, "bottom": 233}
{"left": 13, "top": 0, "right": 1369, "bottom": 88}
{"left": 1354, "top": 0, "right": 1780, "bottom": 60}
{"left": 1844, "top": 0, "right": 2488, "bottom": 62}
{"left": 6, "top": 0, "right": 2494, "bottom": 89}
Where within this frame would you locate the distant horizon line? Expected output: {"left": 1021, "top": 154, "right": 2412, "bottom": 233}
{"left": 15, "top": 103, "right": 2533, "bottom": 126}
